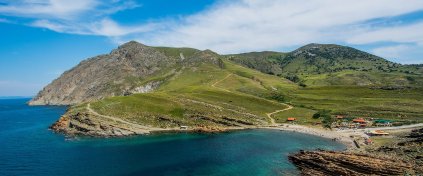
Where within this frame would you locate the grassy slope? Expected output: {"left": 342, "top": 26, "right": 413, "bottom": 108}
{"left": 88, "top": 60, "right": 294, "bottom": 128}
{"left": 228, "top": 44, "right": 422, "bottom": 88}
{"left": 273, "top": 107, "right": 318, "bottom": 125}
{"left": 225, "top": 44, "right": 423, "bottom": 124}
{"left": 290, "top": 86, "right": 423, "bottom": 122}
{"left": 84, "top": 60, "right": 423, "bottom": 128}
{"left": 300, "top": 70, "right": 423, "bottom": 87}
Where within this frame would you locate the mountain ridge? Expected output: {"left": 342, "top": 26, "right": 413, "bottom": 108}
{"left": 29, "top": 41, "right": 420, "bottom": 106}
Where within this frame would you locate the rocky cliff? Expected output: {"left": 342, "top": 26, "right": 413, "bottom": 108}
{"left": 29, "top": 41, "right": 177, "bottom": 105}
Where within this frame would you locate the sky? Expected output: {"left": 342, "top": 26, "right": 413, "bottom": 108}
{"left": 0, "top": 0, "right": 423, "bottom": 96}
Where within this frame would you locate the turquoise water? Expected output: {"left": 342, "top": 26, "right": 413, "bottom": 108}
{"left": 0, "top": 98, "right": 345, "bottom": 176}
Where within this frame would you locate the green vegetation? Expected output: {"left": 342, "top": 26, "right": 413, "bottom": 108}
{"left": 66, "top": 43, "right": 423, "bottom": 130}
{"left": 229, "top": 43, "right": 422, "bottom": 89}
{"left": 83, "top": 59, "right": 292, "bottom": 129}
{"left": 312, "top": 110, "right": 331, "bottom": 119}
{"left": 289, "top": 86, "right": 423, "bottom": 122}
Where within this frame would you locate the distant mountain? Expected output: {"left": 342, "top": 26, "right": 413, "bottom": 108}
{"left": 229, "top": 43, "right": 422, "bottom": 87}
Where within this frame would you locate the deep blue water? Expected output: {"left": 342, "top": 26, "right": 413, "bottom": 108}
{"left": 0, "top": 98, "right": 345, "bottom": 176}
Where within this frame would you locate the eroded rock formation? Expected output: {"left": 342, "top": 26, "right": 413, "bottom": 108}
{"left": 289, "top": 150, "right": 421, "bottom": 176}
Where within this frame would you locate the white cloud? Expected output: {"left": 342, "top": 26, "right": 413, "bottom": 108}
{"left": 30, "top": 18, "right": 161, "bottom": 37}
{"left": 31, "top": 19, "right": 90, "bottom": 34}
{"left": 0, "top": 0, "right": 99, "bottom": 20}
{"left": 132, "top": 0, "right": 423, "bottom": 54}
{"left": 373, "top": 45, "right": 412, "bottom": 59}
{"left": 1, "top": 0, "right": 423, "bottom": 63}
{"left": 347, "top": 22, "right": 423, "bottom": 45}
{"left": 0, "top": 0, "right": 142, "bottom": 36}
{"left": 372, "top": 44, "right": 423, "bottom": 64}
{"left": 89, "top": 19, "right": 160, "bottom": 37}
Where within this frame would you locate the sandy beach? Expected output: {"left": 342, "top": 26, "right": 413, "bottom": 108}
{"left": 261, "top": 123, "right": 423, "bottom": 150}
{"left": 262, "top": 125, "right": 355, "bottom": 149}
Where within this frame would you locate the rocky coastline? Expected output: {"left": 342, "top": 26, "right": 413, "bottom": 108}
{"left": 288, "top": 150, "right": 421, "bottom": 176}
{"left": 289, "top": 127, "right": 423, "bottom": 175}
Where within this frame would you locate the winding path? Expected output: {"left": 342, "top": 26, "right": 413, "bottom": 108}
{"left": 211, "top": 73, "right": 233, "bottom": 92}
{"left": 266, "top": 105, "right": 293, "bottom": 125}
{"left": 212, "top": 73, "right": 294, "bottom": 125}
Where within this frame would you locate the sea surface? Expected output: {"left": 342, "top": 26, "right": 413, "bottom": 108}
{"left": 0, "top": 98, "right": 345, "bottom": 176}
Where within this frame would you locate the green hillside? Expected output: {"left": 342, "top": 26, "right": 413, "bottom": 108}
{"left": 228, "top": 43, "right": 422, "bottom": 88}
{"left": 43, "top": 42, "right": 422, "bottom": 136}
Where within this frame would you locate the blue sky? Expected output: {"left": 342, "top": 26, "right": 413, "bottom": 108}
{"left": 1, "top": 0, "right": 423, "bottom": 96}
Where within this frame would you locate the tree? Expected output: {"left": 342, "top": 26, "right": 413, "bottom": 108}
{"left": 312, "top": 109, "right": 333, "bottom": 128}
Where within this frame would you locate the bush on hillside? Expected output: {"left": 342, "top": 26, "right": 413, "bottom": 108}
{"left": 268, "top": 91, "right": 286, "bottom": 102}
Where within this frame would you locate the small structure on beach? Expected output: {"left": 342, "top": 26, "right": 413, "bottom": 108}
{"left": 335, "top": 115, "right": 344, "bottom": 119}
{"left": 287, "top": 117, "right": 296, "bottom": 121}
{"left": 367, "top": 130, "right": 389, "bottom": 136}
{"left": 180, "top": 125, "right": 189, "bottom": 130}
{"left": 365, "top": 138, "right": 373, "bottom": 145}
{"left": 374, "top": 119, "right": 392, "bottom": 127}
{"left": 352, "top": 118, "right": 367, "bottom": 128}
{"left": 353, "top": 118, "right": 366, "bottom": 123}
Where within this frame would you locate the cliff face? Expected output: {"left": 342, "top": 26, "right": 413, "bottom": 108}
{"left": 29, "top": 41, "right": 176, "bottom": 105}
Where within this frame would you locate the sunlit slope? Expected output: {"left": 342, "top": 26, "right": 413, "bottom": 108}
{"left": 290, "top": 86, "right": 423, "bottom": 121}
{"left": 85, "top": 60, "right": 296, "bottom": 129}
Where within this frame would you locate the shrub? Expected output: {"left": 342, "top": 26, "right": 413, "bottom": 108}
{"left": 312, "top": 109, "right": 331, "bottom": 119}
{"left": 299, "top": 83, "right": 307, "bottom": 87}
{"left": 268, "top": 91, "right": 286, "bottom": 102}
{"left": 284, "top": 74, "right": 301, "bottom": 83}
{"left": 312, "top": 109, "right": 333, "bottom": 128}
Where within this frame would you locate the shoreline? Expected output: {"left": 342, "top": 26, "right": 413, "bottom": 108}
{"left": 149, "top": 123, "right": 423, "bottom": 150}
{"left": 148, "top": 125, "right": 355, "bottom": 149}
{"left": 259, "top": 125, "right": 355, "bottom": 149}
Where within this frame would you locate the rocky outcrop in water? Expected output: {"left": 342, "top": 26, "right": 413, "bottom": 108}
{"left": 50, "top": 109, "right": 149, "bottom": 137}
{"left": 289, "top": 150, "right": 420, "bottom": 176}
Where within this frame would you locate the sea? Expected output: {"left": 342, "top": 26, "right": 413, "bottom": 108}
{"left": 0, "top": 98, "right": 345, "bottom": 176}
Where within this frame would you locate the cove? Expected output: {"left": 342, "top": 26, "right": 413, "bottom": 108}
{"left": 0, "top": 99, "right": 345, "bottom": 176}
